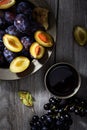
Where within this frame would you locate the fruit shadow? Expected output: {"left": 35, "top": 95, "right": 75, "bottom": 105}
{"left": 48, "top": 12, "right": 56, "bottom": 30}
{"left": 16, "top": 62, "right": 35, "bottom": 78}
{"left": 16, "top": 48, "right": 51, "bottom": 78}
{"left": 38, "top": 48, "right": 52, "bottom": 65}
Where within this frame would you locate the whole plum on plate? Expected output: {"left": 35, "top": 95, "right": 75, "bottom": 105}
{"left": 5, "top": 25, "right": 21, "bottom": 37}
{"left": 0, "top": 41, "right": 4, "bottom": 51}
{"left": 0, "top": 51, "right": 7, "bottom": 67}
{"left": 0, "top": 0, "right": 55, "bottom": 76}
{"left": 0, "top": 17, "right": 6, "bottom": 29}
{"left": 0, "top": 30, "right": 5, "bottom": 40}
{"left": 14, "top": 14, "right": 30, "bottom": 33}
{"left": 21, "top": 36, "right": 34, "bottom": 50}
{"left": 5, "top": 11, "right": 16, "bottom": 24}
{"left": 0, "top": 30, "right": 5, "bottom": 51}
{"left": 3, "top": 48, "right": 17, "bottom": 63}
{"left": 30, "top": 20, "right": 45, "bottom": 33}
{"left": 16, "top": 1, "right": 35, "bottom": 14}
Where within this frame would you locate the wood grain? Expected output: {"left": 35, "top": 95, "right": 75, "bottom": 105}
{"left": 0, "top": 0, "right": 87, "bottom": 130}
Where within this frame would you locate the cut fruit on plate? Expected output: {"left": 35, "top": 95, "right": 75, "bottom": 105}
{"left": 30, "top": 42, "right": 45, "bottom": 59}
{"left": 3, "top": 34, "right": 23, "bottom": 52}
{"left": 10, "top": 56, "right": 30, "bottom": 73}
{"left": 0, "top": 0, "right": 15, "bottom": 9}
{"left": 34, "top": 30, "right": 54, "bottom": 47}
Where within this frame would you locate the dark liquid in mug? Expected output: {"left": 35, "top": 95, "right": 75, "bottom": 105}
{"left": 46, "top": 64, "right": 79, "bottom": 97}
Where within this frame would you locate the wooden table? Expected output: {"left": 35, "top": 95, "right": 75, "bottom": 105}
{"left": 0, "top": 0, "right": 87, "bottom": 130}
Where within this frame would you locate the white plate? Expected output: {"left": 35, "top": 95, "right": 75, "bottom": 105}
{"left": 0, "top": 0, "right": 56, "bottom": 80}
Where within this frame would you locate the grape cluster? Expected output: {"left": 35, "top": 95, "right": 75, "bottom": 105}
{"left": 30, "top": 96, "right": 87, "bottom": 130}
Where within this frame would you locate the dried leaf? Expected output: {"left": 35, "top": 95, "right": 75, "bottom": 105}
{"left": 18, "top": 91, "right": 33, "bottom": 107}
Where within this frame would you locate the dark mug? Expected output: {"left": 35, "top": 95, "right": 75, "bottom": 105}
{"left": 44, "top": 62, "right": 81, "bottom": 99}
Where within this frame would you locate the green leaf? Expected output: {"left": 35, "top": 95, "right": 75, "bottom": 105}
{"left": 18, "top": 91, "right": 33, "bottom": 107}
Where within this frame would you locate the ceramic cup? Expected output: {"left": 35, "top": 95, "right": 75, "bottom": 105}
{"left": 44, "top": 62, "right": 81, "bottom": 99}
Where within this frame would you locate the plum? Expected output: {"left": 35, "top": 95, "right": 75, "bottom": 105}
{"left": 21, "top": 36, "right": 33, "bottom": 50}
{"left": 14, "top": 14, "right": 30, "bottom": 33}
{"left": 0, "top": 17, "right": 6, "bottom": 29}
{"left": 3, "top": 34, "right": 23, "bottom": 52}
{"left": 16, "top": 1, "right": 35, "bottom": 14}
{"left": 9, "top": 56, "right": 30, "bottom": 73}
{"left": 34, "top": 30, "right": 54, "bottom": 47}
{"left": 5, "top": 11, "right": 16, "bottom": 24}
{"left": 5, "top": 25, "right": 21, "bottom": 37}
{"left": 3, "top": 48, "right": 16, "bottom": 63}
{"left": 30, "top": 42, "right": 45, "bottom": 59}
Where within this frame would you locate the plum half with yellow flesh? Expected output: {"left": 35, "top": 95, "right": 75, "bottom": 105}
{"left": 0, "top": 0, "right": 16, "bottom": 9}
{"left": 73, "top": 26, "right": 87, "bottom": 46}
{"left": 10, "top": 56, "right": 30, "bottom": 73}
{"left": 34, "top": 30, "right": 54, "bottom": 47}
{"left": 3, "top": 34, "right": 23, "bottom": 52}
{"left": 30, "top": 42, "right": 45, "bottom": 59}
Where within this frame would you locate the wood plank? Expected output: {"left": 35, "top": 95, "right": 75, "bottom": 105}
{"left": 57, "top": 0, "right": 87, "bottom": 130}
{"left": 0, "top": 0, "right": 87, "bottom": 130}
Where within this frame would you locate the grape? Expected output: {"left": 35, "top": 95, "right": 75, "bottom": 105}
{"left": 53, "top": 108, "right": 59, "bottom": 114}
{"left": 28, "top": 87, "right": 87, "bottom": 129}
{"left": 30, "top": 121, "right": 34, "bottom": 127}
{"left": 40, "top": 115, "right": 47, "bottom": 122}
{"left": 31, "top": 126, "right": 37, "bottom": 130}
{"left": 74, "top": 107, "right": 79, "bottom": 115}
{"left": 69, "top": 105, "right": 75, "bottom": 112}
{"left": 32, "top": 115, "right": 39, "bottom": 122}
{"left": 46, "top": 116, "right": 53, "bottom": 124}
{"left": 58, "top": 108, "right": 64, "bottom": 114}
{"left": 49, "top": 97, "right": 58, "bottom": 106}
{"left": 44, "top": 103, "right": 51, "bottom": 110}
{"left": 64, "top": 113, "right": 71, "bottom": 121}
{"left": 56, "top": 119, "right": 63, "bottom": 128}
{"left": 59, "top": 115, "right": 65, "bottom": 123}
{"left": 41, "top": 126, "right": 49, "bottom": 130}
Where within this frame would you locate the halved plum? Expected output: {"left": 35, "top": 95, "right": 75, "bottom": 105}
{"left": 0, "top": 0, "right": 16, "bottom": 9}
{"left": 34, "top": 30, "right": 54, "bottom": 47}
{"left": 10, "top": 56, "right": 30, "bottom": 73}
{"left": 3, "top": 34, "right": 23, "bottom": 52}
{"left": 73, "top": 26, "right": 87, "bottom": 46}
{"left": 30, "top": 42, "right": 45, "bottom": 59}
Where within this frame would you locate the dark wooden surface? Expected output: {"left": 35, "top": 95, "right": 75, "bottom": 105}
{"left": 0, "top": 0, "right": 87, "bottom": 130}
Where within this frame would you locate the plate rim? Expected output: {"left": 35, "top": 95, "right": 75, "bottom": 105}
{"left": 0, "top": 0, "right": 56, "bottom": 80}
